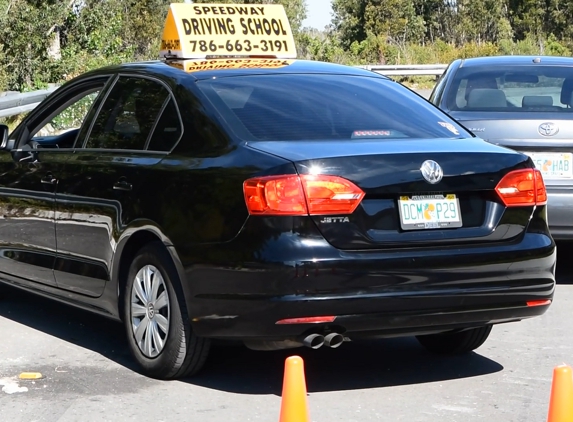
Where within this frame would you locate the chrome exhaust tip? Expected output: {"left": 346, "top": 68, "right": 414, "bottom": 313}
{"left": 324, "top": 332, "right": 344, "bottom": 349}
{"left": 302, "top": 333, "right": 325, "bottom": 349}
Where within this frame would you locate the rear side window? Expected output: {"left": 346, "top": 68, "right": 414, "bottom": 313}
{"left": 86, "top": 77, "right": 171, "bottom": 150}
{"left": 147, "top": 99, "right": 182, "bottom": 152}
{"left": 197, "top": 74, "right": 469, "bottom": 142}
{"left": 445, "top": 65, "right": 573, "bottom": 112}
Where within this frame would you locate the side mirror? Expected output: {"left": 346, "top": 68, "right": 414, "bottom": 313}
{"left": 0, "top": 124, "right": 14, "bottom": 150}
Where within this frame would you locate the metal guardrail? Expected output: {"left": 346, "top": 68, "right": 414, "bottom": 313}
{"left": 0, "top": 64, "right": 447, "bottom": 118}
{"left": 359, "top": 64, "right": 448, "bottom": 76}
{"left": 0, "top": 86, "right": 59, "bottom": 118}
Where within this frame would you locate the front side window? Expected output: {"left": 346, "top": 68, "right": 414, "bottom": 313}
{"left": 445, "top": 65, "right": 573, "bottom": 113}
{"left": 34, "top": 91, "right": 100, "bottom": 138}
{"left": 85, "top": 77, "right": 172, "bottom": 150}
{"left": 27, "top": 83, "right": 104, "bottom": 149}
{"left": 197, "top": 74, "right": 470, "bottom": 142}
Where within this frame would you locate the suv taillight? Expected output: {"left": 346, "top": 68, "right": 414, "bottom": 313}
{"left": 495, "top": 168, "right": 547, "bottom": 207}
{"left": 243, "top": 174, "right": 365, "bottom": 216}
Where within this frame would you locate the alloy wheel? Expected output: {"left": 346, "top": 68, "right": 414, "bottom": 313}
{"left": 130, "top": 265, "right": 171, "bottom": 358}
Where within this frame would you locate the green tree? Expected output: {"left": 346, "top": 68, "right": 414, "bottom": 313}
{"left": 331, "top": 0, "right": 367, "bottom": 49}
{"left": 0, "top": 0, "right": 70, "bottom": 90}
{"left": 456, "top": 0, "right": 513, "bottom": 45}
{"left": 416, "top": 0, "right": 458, "bottom": 44}
{"left": 0, "top": 0, "right": 175, "bottom": 90}
{"left": 508, "top": 0, "right": 548, "bottom": 42}
{"left": 546, "top": 0, "right": 573, "bottom": 42}
{"left": 63, "top": 0, "right": 171, "bottom": 63}
{"left": 106, "top": 0, "right": 171, "bottom": 59}
{"left": 364, "top": 0, "right": 425, "bottom": 44}
{"left": 331, "top": 0, "right": 425, "bottom": 63}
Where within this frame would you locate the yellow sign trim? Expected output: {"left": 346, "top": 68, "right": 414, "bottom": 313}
{"left": 171, "top": 58, "right": 296, "bottom": 73}
{"left": 160, "top": 3, "right": 297, "bottom": 60}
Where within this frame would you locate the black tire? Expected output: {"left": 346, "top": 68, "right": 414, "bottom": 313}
{"left": 123, "top": 242, "right": 210, "bottom": 379}
{"left": 416, "top": 325, "right": 493, "bottom": 354}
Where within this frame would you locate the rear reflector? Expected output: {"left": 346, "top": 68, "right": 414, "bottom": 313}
{"left": 526, "top": 299, "right": 552, "bottom": 307}
{"left": 276, "top": 316, "right": 337, "bottom": 325}
{"left": 243, "top": 174, "right": 365, "bottom": 216}
{"left": 495, "top": 168, "right": 547, "bottom": 207}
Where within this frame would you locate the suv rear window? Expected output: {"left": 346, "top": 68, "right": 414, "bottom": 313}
{"left": 197, "top": 74, "right": 469, "bottom": 142}
{"left": 445, "top": 65, "right": 573, "bottom": 112}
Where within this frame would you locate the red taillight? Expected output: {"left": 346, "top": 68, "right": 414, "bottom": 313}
{"left": 243, "top": 175, "right": 306, "bottom": 215}
{"left": 534, "top": 169, "right": 547, "bottom": 205}
{"left": 526, "top": 299, "right": 552, "bottom": 307}
{"left": 495, "top": 168, "right": 547, "bottom": 207}
{"left": 301, "top": 175, "right": 365, "bottom": 214}
{"left": 243, "top": 174, "right": 365, "bottom": 216}
{"left": 276, "top": 316, "right": 337, "bottom": 325}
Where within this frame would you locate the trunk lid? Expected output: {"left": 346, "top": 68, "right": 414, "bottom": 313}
{"left": 248, "top": 138, "right": 533, "bottom": 250}
{"left": 451, "top": 111, "right": 573, "bottom": 186}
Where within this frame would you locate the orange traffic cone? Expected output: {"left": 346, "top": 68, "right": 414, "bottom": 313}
{"left": 547, "top": 364, "right": 573, "bottom": 422}
{"left": 279, "top": 356, "right": 310, "bottom": 422}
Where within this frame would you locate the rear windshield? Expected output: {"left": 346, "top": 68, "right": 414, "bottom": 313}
{"left": 446, "top": 65, "right": 573, "bottom": 112}
{"left": 197, "top": 74, "right": 469, "bottom": 142}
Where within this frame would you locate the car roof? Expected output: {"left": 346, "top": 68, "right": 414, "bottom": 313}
{"left": 82, "top": 59, "right": 385, "bottom": 81}
{"left": 459, "top": 55, "right": 573, "bottom": 67}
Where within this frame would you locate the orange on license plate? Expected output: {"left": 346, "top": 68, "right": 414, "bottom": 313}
{"left": 526, "top": 152, "right": 573, "bottom": 179}
{"left": 398, "top": 194, "right": 462, "bottom": 230}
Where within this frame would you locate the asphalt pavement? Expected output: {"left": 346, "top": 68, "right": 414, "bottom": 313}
{"left": 0, "top": 242, "right": 572, "bottom": 422}
{"left": 417, "top": 89, "right": 433, "bottom": 99}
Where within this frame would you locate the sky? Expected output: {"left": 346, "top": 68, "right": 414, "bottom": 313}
{"left": 302, "top": 0, "right": 333, "bottom": 30}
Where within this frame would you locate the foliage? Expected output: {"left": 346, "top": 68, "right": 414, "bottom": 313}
{"left": 50, "top": 92, "right": 98, "bottom": 133}
{"left": 2, "top": 0, "right": 573, "bottom": 95}
{"left": 328, "top": 0, "right": 573, "bottom": 66}
{"left": 0, "top": 0, "right": 174, "bottom": 91}
{"left": 0, "top": 0, "right": 67, "bottom": 90}
{"left": 331, "top": 0, "right": 367, "bottom": 49}
{"left": 0, "top": 44, "right": 8, "bottom": 91}
{"left": 0, "top": 0, "right": 308, "bottom": 92}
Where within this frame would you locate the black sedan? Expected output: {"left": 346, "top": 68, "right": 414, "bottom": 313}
{"left": 430, "top": 55, "right": 573, "bottom": 240}
{"left": 0, "top": 58, "right": 555, "bottom": 379}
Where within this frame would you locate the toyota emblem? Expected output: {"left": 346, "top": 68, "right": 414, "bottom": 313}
{"left": 538, "top": 122, "right": 559, "bottom": 137}
{"left": 420, "top": 160, "right": 443, "bottom": 184}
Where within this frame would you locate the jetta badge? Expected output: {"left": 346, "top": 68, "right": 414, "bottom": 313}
{"left": 538, "top": 122, "right": 559, "bottom": 137}
{"left": 420, "top": 160, "right": 443, "bottom": 184}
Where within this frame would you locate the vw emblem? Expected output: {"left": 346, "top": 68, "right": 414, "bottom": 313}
{"left": 538, "top": 122, "right": 559, "bottom": 137}
{"left": 420, "top": 160, "right": 443, "bottom": 184}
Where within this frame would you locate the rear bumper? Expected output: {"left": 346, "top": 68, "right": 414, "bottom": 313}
{"left": 547, "top": 189, "right": 573, "bottom": 240}
{"left": 180, "top": 216, "right": 556, "bottom": 341}
{"left": 189, "top": 277, "right": 554, "bottom": 340}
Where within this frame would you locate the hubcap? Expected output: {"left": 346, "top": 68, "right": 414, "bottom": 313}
{"left": 130, "top": 265, "right": 170, "bottom": 358}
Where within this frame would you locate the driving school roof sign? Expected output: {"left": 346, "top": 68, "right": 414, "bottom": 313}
{"left": 160, "top": 3, "right": 297, "bottom": 60}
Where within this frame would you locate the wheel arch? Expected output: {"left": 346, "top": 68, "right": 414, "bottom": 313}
{"left": 112, "top": 224, "right": 189, "bottom": 322}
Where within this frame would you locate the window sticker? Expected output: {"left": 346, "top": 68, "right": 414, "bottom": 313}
{"left": 438, "top": 121, "right": 460, "bottom": 135}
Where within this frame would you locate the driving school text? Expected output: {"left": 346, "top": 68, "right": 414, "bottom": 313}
{"left": 182, "top": 17, "right": 288, "bottom": 37}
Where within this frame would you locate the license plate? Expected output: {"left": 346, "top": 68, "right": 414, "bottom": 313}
{"left": 526, "top": 152, "right": 573, "bottom": 179}
{"left": 398, "top": 194, "right": 462, "bottom": 231}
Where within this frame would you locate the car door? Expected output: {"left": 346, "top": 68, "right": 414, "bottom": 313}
{"left": 0, "top": 77, "right": 109, "bottom": 287}
{"left": 53, "top": 75, "right": 182, "bottom": 297}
